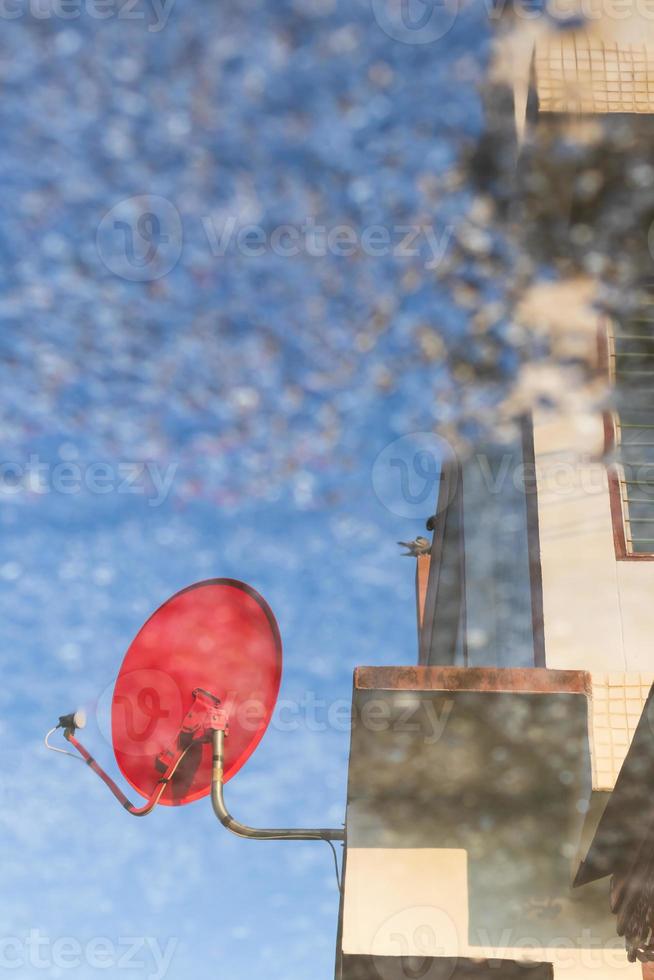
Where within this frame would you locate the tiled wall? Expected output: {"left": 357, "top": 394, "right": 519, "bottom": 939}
{"left": 535, "top": 37, "right": 654, "bottom": 115}
{"left": 590, "top": 673, "right": 654, "bottom": 790}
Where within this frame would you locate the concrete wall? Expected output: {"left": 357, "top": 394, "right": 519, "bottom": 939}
{"left": 341, "top": 845, "right": 640, "bottom": 979}
{"left": 338, "top": 669, "right": 639, "bottom": 980}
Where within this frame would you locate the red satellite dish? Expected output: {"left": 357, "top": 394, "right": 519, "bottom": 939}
{"left": 46, "top": 562, "right": 343, "bottom": 972}
{"left": 110, "top": 579, "right": 282, "bottom": 806}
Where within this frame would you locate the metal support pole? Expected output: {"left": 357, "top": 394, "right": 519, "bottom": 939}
{"left": 210, "top": 729, "right": 345, "bottom": 842}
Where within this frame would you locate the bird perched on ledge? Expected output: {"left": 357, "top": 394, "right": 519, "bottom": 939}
{"left": 397, "top": 536, "right": 431, "bottom": 557}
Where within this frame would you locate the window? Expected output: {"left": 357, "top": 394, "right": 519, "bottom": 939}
{"left": 420, "top": 419, "right": 544, "bottom": 667}
{"left": 606, "top": 301, "right": 654, "bottom": 558}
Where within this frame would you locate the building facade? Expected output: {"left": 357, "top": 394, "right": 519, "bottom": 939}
{"left": 334, "top": 12, "right": 654, "bottom": 978}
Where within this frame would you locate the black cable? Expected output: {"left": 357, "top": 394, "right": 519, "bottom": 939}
{"left": 326, "top": 839, "right": 343, "bottom": 894}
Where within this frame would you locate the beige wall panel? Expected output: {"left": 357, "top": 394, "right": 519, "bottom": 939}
{"left": 341, "top": 848, "right": 641, "bottom": 977}
{"left": 535, "top": 416, "right": 623, "bottom": 672}
{"left": 342, "top": 847, "right": 468, "bottom": 959}
{"left": 617, "top": 562, "right": 654, "bottom": 671}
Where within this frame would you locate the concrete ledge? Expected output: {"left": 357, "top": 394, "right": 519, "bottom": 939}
{"left": 354, "top": 666, "right": 592, "bottom": 697}
{"left": 341, "top": 955, "right": 554, "bottom": 980}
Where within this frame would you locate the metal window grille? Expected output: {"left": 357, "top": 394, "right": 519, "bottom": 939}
{"left": 611, "top": 302, "right": 654, "bottom": 554}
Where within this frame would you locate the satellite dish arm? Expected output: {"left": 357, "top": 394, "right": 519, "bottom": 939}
{"left": 49, "top": 688, "right": 222, "bottom": 816}
{"left": 49, "top": 691, "right": 345, "bottom": 838}
{"left": 211, "top": 729, "right": 345, "bottom": 842}
{"left": 63, "top": 730, "right": 192, "bottom": 817}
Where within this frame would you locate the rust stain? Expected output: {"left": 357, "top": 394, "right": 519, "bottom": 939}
{"left": 415, "top": 554, "right": 430, "bottom": 631}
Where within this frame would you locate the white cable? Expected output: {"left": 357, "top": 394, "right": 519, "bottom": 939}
{"left": 44, "top": 727, "right": 84, "bottom": 761}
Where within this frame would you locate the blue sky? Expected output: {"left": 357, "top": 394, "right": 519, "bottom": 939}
{"left": 1, "top": 466, "right": 424, "bottom": 979}
{"left": 0, "top": 0, "right": 492, "bottom": 976}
